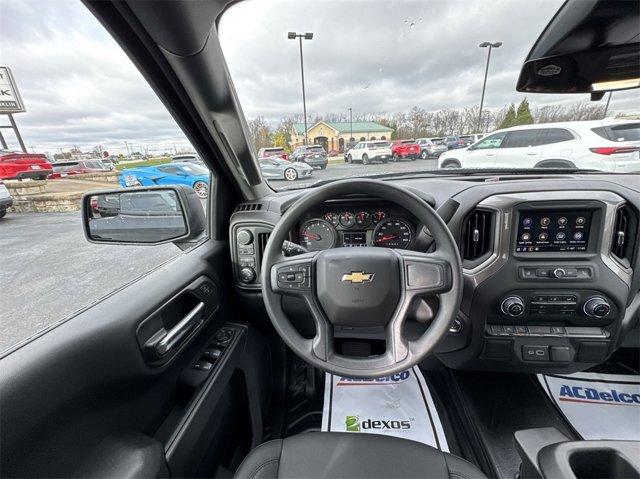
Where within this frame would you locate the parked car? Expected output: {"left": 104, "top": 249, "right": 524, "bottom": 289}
{"left": 289, "top": 145, "right": 328, "bottom": 169}
{"left": 119, "top": 162, "right": 211, "bottom": 198}
{"left": 257, "top": 147, "right": 288, "bottom": 161}
{"left": 258, "top": 156, "right": 313, "bottom": 181}
{"left": 443, "top": 135, "right": 466, "bottom": 150}
{"left": 171, "top": 153, "right": 203, "bottom": 164}
{"left": 390, "top": 139, "right": 420, "bottom": 161}
{"left": 100, "top": 157, "right": 119, "bottom": 168}
{"left": 50, "top": 160, "right": 112, "bottom": 179}
{"left": 459, "top": 133, "right": 484, "bottom": 146}
{"left": 0, "top": 149, "right": 53, "bottom": 181}
{"left": 343, "top": 140, "right": 358, "bottom": 162}
{"left": 345, "top": 140, "right": 392, "bottom": 165}
{"left": 416, "top": 138, "right": 448, "bottom": 159}
{"left": 0, "top": 179, "right": 13, "bottom": 219}
{"left": 438, "top": 120, "right": 640, "bottom": 172}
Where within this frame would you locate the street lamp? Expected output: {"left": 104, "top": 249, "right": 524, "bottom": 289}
{"left": 288, "top": 31, "right": 314, "bottom": 146}
{"left": 477, "top": 41, "right": 502, "bottom": 132}
{"left": 348, "top": 107, "right": 353, "bottom": 141}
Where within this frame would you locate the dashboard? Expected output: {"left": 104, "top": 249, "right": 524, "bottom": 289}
{"left": 229, "top": 173, "right": 640, "bottom": 375}
{"left": 293, "top": 201, "right": 421, "bottom": 251}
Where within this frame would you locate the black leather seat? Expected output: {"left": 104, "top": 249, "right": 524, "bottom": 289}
{"left": 235, "top": 432, "right": 487, "bottom": 479}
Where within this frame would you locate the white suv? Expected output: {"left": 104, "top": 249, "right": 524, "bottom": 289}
{"left": 437, "top": 120, "right": 640, "bottom": 172}
{"left": 346, "top": 140, "right": 392, "bottom": 165}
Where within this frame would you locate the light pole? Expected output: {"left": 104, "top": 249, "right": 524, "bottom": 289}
{"left": 478, "top": 41, "right": 502, "bottom": 132}
{"left": 348, "top": 107, "right": 353, "bottom": 141}
{"left": 288, "top": 31, "right": 314, "bottom": 146}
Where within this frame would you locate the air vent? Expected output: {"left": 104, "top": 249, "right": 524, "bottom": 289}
{"left": 234, "top": 202, "right": 262, "bottom": 212}
{"left": 461, "top": 209, "right": 494, "bottom": 261}
{"left": 610, "top": 204, "right": 637, "bottom": 265}
{"left": 258, "top": 232, "right": 271, "bottom": 259}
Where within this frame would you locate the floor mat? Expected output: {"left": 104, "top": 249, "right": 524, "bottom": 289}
{"left": 321, "top": 366, "right": 449, "bottom": 450}
{"left": 538, "top": 372, "right": 640, "bottom": 440}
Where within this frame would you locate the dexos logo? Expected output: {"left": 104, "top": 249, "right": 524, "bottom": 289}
{"left": 337, "top": 370, "right": 410, "bottom": 386}
{"left": 345, "top": 415, "right": 412, "bottom": 432}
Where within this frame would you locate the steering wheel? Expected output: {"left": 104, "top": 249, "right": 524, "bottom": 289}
{"left": 261, "top": 179, "right": 462, "bottom": 377}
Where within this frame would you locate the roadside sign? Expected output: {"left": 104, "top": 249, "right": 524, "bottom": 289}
{"left": 103, "top": 150, "right": 110, "bottom": 158}
{"left": 0, "top": 67, "right": 26, "bottom": 114}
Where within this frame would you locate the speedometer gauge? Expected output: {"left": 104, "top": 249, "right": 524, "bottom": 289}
{"left": 373, "top": 218, "right": 413, "bottom": 249}
{"left": 300, "top": 219, "right": 337, "bottom": 251}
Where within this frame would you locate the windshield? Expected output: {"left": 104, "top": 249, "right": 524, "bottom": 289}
{"left": 219, "top": 0, "right": 640, "bottom": 190}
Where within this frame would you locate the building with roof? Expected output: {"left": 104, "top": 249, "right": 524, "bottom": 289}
{"left": 291, "top": 121, "right": 394, "bottom": 152}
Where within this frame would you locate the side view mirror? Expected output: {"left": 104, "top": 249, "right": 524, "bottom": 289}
{"left": 82, "top": 185, "right": 206, "bottom": 245}
{"left": 517, "top": 0, "right": 639, "bottom": 96}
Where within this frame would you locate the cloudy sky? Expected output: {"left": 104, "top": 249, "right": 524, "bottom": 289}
{"left": 1, "top": 0, "right": 638, "bottom": 155}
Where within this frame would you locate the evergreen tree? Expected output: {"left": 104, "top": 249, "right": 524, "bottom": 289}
{"left": 499, "top": 103, "right": 517, "bottom": 129}
{"left": 515, "top": 98, "right": 534, "bottom": 125}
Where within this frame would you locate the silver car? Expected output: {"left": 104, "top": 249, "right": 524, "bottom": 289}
{"left": 259, "top": 156, "right": 313, "bottom": 181}
{"left": 416, "top": 138, "right": 448, "bottom": 159}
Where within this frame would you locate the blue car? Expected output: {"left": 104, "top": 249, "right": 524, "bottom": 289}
{"left": 119, "top": 162, "right": 210, "bottom": 198}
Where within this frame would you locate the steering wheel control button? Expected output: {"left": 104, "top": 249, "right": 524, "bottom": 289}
{"left": 276, "top": 263, "right": 312, "bottom": 290}
{"left": 501, "top": 296, "right": 524, "bottom": 317}
{"left": 522, "top": 345, "right": 549, "bottom": 362}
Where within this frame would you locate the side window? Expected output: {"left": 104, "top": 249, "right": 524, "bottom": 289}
{"left": 157, "top": 165, "right": 182, "bottom": 174}
{"left": 472, "top": 132, "right": 506, "bottom": 150}
{"left": 541, "top": 128, "right": 575, "bottom": 145}
{"left": 502, "top": 130, "right": 540, "bottom": 148}
{"left": 0, "top": 2, "right": 211, "bottom": 354}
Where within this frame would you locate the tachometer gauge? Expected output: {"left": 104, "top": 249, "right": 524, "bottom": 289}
{"left": 323, "top": 212, "right": 339, "bottom": 227}
{"left": 339, "top": 211, "right": 356, "bottom": 228}
{"left": 373, "top": 218, "right": 413, "bottom": 249}
{"left": 300, "top": 219, "right": 337, "bottom": 251}
{"left": 373, "top": 210, "right": 387, "bottom": 224}
{"left": 355, "top": 211, "right": 371, "bottom": 226}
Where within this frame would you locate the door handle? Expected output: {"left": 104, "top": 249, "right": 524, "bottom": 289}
{"left": 155, "top": 302, "right": 205, "bottom": 356}
{"left": 526, "top": 151, "right": 539, "bottom": 156}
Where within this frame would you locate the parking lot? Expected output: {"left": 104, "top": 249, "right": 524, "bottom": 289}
{"left": 0, "top": 212, "right": 179, "bottom": 353}
{"left": 269, "top": 157, "right": 438, "bottom": 188}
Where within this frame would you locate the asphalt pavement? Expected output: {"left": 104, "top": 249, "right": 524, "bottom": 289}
{"left": 0, "top": 212, "right": 178, "bottom": 353}
{"left": 270, "top": 158, "right": 438, "bottom": 188}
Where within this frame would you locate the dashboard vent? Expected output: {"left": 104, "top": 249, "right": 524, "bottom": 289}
{"left": 461, "top": 209, "right": 494, "bottom": 261}
{"left": 610, "top": 204, "right": 636, "bottom": 265}
{"left": 258, "top": 232, "right": 271, "bottom": 259}
{"left": 234, "top": 202, "right": 262, "bottom": 213}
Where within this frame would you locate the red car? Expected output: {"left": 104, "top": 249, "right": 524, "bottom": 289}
{"left": 49, "top": 160, "right": 112, "bottom": 179}
{"left": 390, "top": 139, "right": 421, "bottom": 161}
{"left": 0, "top": 149, "right": 53, "bottom": 181}
{"left": 257, "top": 147, "right": 289, "bottom": 161}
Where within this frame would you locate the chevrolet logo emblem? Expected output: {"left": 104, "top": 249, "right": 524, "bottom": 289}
{"left": 341, "top": 271, "right": 374, "bottom": 284}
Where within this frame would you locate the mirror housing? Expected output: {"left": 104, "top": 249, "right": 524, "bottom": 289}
{"left": 82, "top": 185, "right": 206, "bottom": 246}
{"left": 517, "top": 0, "right": 640, "bottom": 95}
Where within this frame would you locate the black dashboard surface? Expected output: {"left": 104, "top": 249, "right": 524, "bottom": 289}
{"left": 230, "top": 172, "right": 640, "bottom": 374}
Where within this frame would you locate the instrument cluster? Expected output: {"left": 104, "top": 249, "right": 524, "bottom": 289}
{"left": 297, "top": 205, "right": 416, "bottom": 251}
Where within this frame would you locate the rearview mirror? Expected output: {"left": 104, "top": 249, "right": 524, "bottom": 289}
{"left": 517, "top": 0, "right": 640, "bottom": 95}
{"left": 82, "top": 185, "right": 206, "bottom": 245}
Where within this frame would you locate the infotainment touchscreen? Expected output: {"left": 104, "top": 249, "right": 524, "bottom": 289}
{"left": 515, "top": 210, "right": 592, "bottom": 253}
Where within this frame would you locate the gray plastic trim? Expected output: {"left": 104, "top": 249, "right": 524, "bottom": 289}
{"left": 463, "top": 190, "right": 631, "bottom": 288}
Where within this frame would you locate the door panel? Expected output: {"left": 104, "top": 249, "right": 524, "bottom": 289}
{"left": 0, "top": 239, "right": 270, "bottom": 478}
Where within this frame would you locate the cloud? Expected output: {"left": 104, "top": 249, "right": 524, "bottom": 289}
{"left": 0, "top": 0, "right": 638, "bottom": 155}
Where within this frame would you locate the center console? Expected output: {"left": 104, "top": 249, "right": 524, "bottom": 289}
{"left": 440, "top": 190, "right": 635, "bottom": 373}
